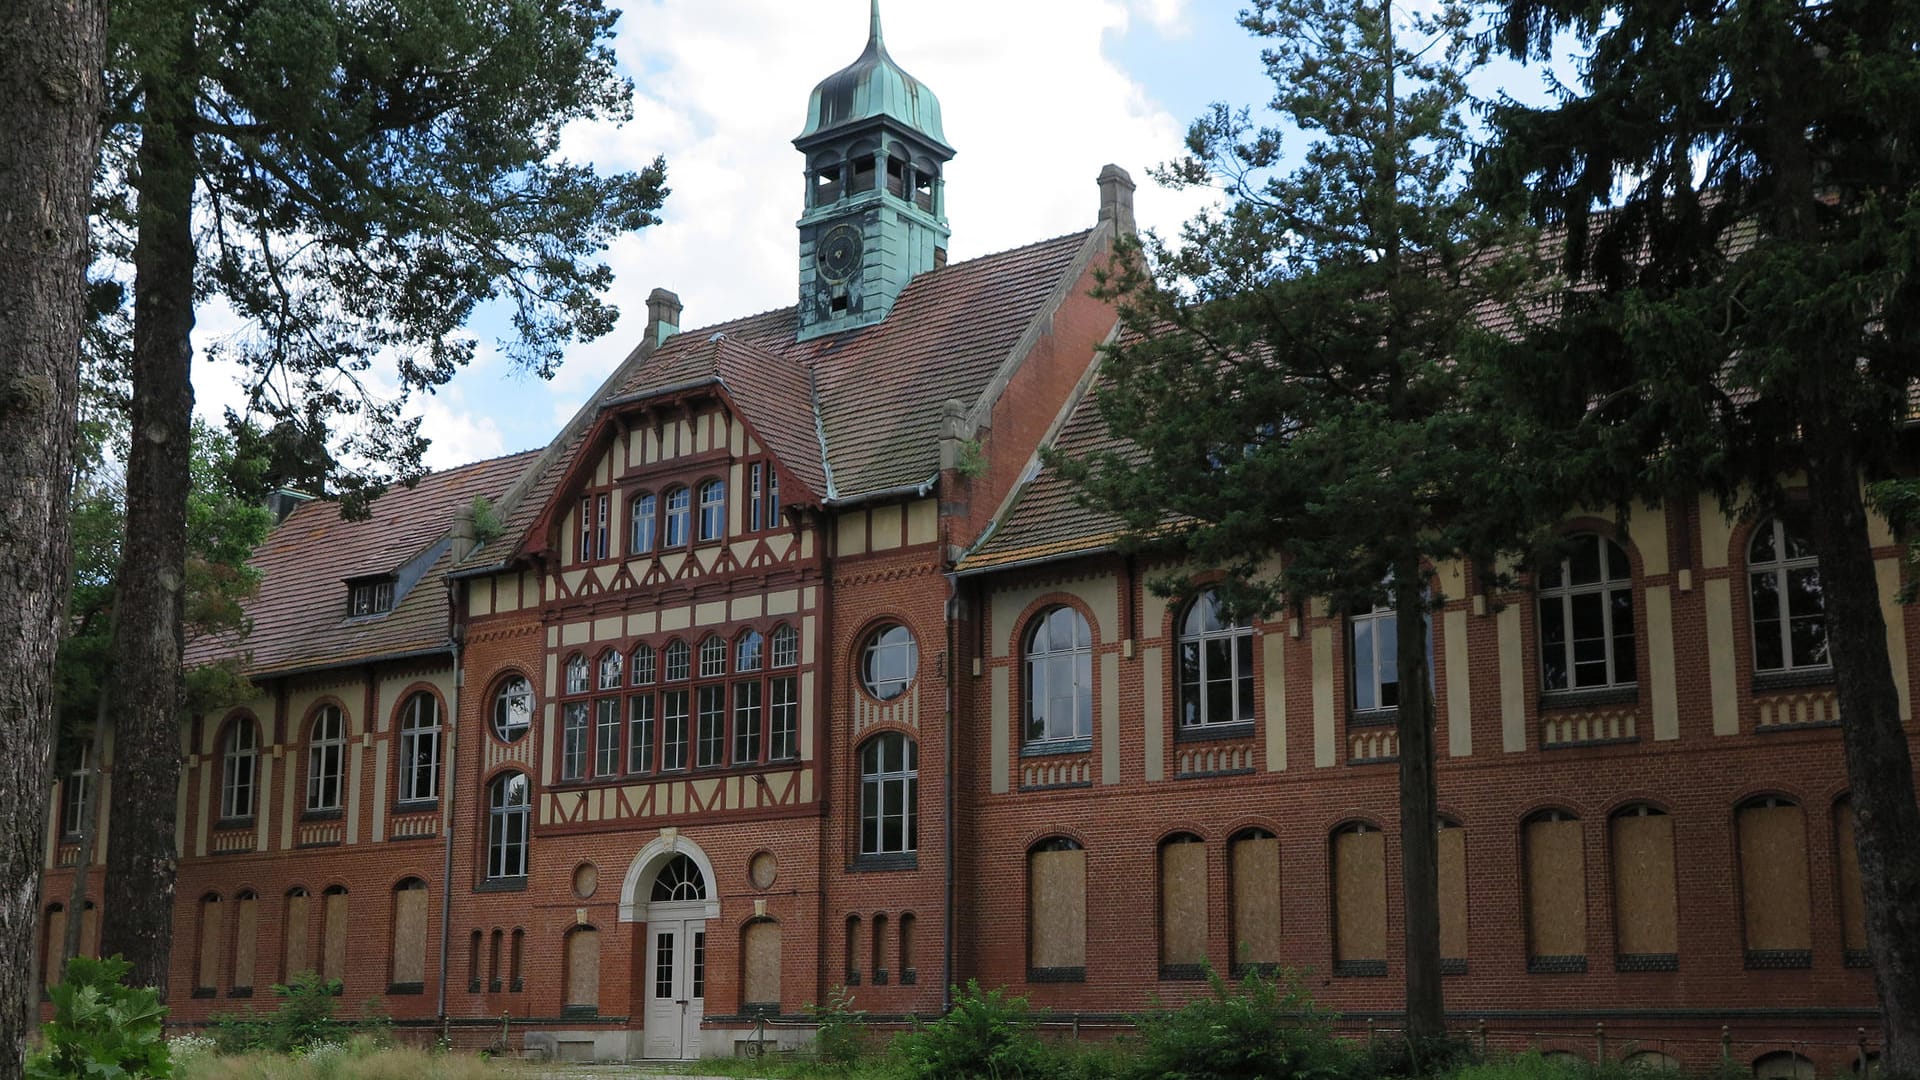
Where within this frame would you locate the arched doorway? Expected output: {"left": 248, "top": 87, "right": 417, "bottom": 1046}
{"left": 621, "top": 837, "right": 718, "bottom": 1060}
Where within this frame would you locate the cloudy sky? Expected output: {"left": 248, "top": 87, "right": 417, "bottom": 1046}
{"left": 191, "top": 0, "right": 1523, "bottom": 473}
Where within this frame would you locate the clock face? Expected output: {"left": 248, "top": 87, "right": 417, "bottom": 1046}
{"left": 817, "top": 225, "right": 863, "bottom": 283}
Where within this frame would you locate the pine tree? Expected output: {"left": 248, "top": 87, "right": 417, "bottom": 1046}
{"left": 1060, "top": 0, "right": 1535, "bottom": 1045}
{"left": 1481, "top": 1, "right": 1920, "bottom": 1069}
{"left": 96, "top": 0, "right": 669, "bottom": 991}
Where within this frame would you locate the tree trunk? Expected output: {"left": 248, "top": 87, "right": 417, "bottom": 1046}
{"left": 1394, "top": 555, "right": 1445, "bottom": 1046}
{"left": 1802, "top": 439, "right": 1920, "bottom": 1077}
{"left": 0, "top": 0, "right": 105, "bottom": 1062}
{"left": 98, "top": 65, "right": 199, "bottom": 994}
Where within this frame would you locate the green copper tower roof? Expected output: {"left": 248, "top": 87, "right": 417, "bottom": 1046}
{"left": 797, "top": 0, "right": 950, "bottom": 151}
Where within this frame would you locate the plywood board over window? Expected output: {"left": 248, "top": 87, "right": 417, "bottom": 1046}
{"left": 321, "top": 888, "right": 349, "bottom": 983}
{"left": 284, "top": 889, "right": 311, "bottom": 979}
{"left": 1835, "top": 800, "right": 1869, "bottom": 964}
{"left": 197, "top": 895, "right": 224, "bottom": 992}
{"left": 232, "top": 893, "right": 260, "bottom": 991}
{"left": 391, "top": 880, "right": 429, "bottom": 989}
{"left": 1739, "top": 798, "right": 1812, "bottom": 966}
{"left": 1333, "top": 825, "right": 1386, "bottom": 975}
{"left": 42, "top": 908, "right": 67, "bottom": 990}
{"left": 743, "top": 920, "right": 781, "bottom": 1008}
{"left": 1525, "top": 813, "right": 1587, "bottom": 971}
{"left": 1029, "top": 841, "right": 1086, "bottom": 977}
{"left": 1159, "top": 837, "right": 1208, "bottom": 975}
{"left": 1611, "top": 808, "right": 1678, "bottom": 967}
{"left": 565, "top": 927, "right": 600, "bottom": 1010}
{"left": 1437, "top": 821, "right": 1468, "bottom": 964}
{"left": 1230, "top": 831, "right": 1281, "bottom": 969}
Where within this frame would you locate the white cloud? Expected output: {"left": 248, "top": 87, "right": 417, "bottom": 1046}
{"left": 1130, "top": 0, "right": 1193, "bottom": 36}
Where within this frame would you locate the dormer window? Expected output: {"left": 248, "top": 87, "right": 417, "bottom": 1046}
{"left": 347, "top": 577, "right": 395, "bottom": 617}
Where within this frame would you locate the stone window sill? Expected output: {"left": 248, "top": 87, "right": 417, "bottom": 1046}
{"left": 1538, "top": 685, "right": 1639, "bottom": 710}
{"left": 1334, "top": 959, "right": 1387, "bottom": 977}
{"left": 475, "top": 876, "right": 527, "bottom": 894}
{"left": 1348, "top": 708, "right": 1398, "bottom": 728}
{"left": 1028, "top": 966, "right": 1085, "bottom": 983}
{"left": 1752, "top": 667, "right": 1835, "bottom": 692}
{"left": 1021, "top": 738, "right": 1091, "bottom": 758}
{"left": 1174, "top": 721, "right": 1255, "bottom": 744}
{"left": 1528, "top": 955, "right": 1588, "bottom": 974}
{"left": 850, "top": 852, "right": 918, "bottom": 873}
{"left": 300, "top": 808, "right": 344, "bottom": 822}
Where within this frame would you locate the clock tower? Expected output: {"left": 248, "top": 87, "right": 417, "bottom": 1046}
{"left": 794, "top": 1, "right": 955, "bottom": 341}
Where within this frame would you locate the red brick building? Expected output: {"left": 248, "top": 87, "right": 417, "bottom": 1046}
{"left": 36, "top": 7, "right": 1902, "bottom": 1071}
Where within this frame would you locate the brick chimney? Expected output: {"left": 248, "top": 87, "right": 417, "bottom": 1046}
{"left": 1097, "top": 164, "right": 1136, "bottom": 236}
{"left": 645, "top": 288, "right": 683, "bottom": 347}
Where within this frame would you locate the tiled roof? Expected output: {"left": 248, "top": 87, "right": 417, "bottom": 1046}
{"left": 608, "top": 230, "right": 1099, "bottom": 501}
{"left": 186, "top": 451, "right": 541, "bottom": 679}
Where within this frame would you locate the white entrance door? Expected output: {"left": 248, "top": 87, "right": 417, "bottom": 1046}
{"left": 641, "top": 896, "right": 708, "bottom": 1058}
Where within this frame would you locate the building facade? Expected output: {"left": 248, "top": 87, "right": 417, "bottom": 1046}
{"left": 37, "top": 7, "right": 1904, "bottom": 1071}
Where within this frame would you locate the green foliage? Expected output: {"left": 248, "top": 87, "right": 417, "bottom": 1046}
{"left": 954, "top": 440, "right": 988, "bottom": 480}
{"left": 1360, "top": 1032, "right": 1478, "bottom": 1080}
{"left": 1126, "top": 967, "right": 1356, "bottom": 1080}
{"left": 896, "top": 981, "right": 1053, "bottom": 1080}
{"left": 210, "top": 972, "right": 348, "bottom": 1055}
{"left": 467, "top": 496, "right": 504, "bottom": 547}
{"left": 29, "top": 955, "right": 172, "bottom": 1079}
{"left": 808, "top": 984, "right": 871, "bottom": 1067}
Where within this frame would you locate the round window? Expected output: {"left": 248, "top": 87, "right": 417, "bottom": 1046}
{"left": 861, "top": 623, "right": 918, "bottom": 701}
{"left": 492, "top": 676, "right": 533, "bottom": 743}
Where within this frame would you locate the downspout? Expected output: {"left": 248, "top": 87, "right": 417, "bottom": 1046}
{"left": 435, "top": 577, "right": 464, "bottom": 1022}
{"left": 941, "top": 571, "right": 959, "bottom": 1013}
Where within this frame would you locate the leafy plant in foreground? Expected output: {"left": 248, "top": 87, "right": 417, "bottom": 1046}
{"left": 897, "top": 981, "right": 1052, "bottom": 1080}
{"left": 1127, "top": 966, "right": 1354, "bottom": 1080}
{"left": 29, "top": 954, "right": 172, "bottom": 1079}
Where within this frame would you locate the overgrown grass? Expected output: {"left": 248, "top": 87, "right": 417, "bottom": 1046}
{"left": 173, "top": 1036, "right": 504, "bottom": 1080}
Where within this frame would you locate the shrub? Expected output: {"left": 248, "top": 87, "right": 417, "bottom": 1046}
{"left": 210, "top": 971, "right": 346, "bottom": 1054}
{"left": 1361, "top": 1031, "right": 1479, "bottom": 1079}
{"left": 1125, "top": 966, "right": 1356, "bottom": 1080}
{"left": 897, "top": 981, "right": 1053, "bottom": 1080}
{"left": 809, "top": 984, "right": 870, "bottom": 1066}
{"left": 29, "top": 955, "right": 173, "bottom": 1079}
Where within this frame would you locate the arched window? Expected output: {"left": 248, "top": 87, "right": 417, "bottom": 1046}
{"left": 1610, "top": 805, "right": 1678, "bottom": 970}
{"left": 390, "top": 878, "right": 429, "bottom": 992}
{"left": 1350, "top": 600, "right": 1399, "bottom": 712}
{"left": 845, "top": 913, "right": 863, "bottom": 985}
{"left": 698, "top": 478, "right": 727, "bottom": 541}
{"left": 321, "top": 886, "right": 349, "bottom": 983}
{"left": 194, "top": 894, "right": 223, "bottom": 993}
{"left": 1331, "top": 823, "right": 1387, "bottom": 975}
{"left": 859, "top": 733, "right": 918, "bottom": 857}
{"left": 630, "top": 491, "right": 657, "bottom": 555}
{"left": 1438, "top": 817, "right": 1468, "bottom": 972}
{"left": 1028, "top": 838, "right": 1086, "bottom": 980}
{"left": 1229, "top": 828, "right": 1280, "bottom": 974}
{"left": 771, "top": 624, "right": 799, "bottom": 668}
{"left": 396, "top": 692, "right": 442, "bottom": 802}
{"left": 598, "top": 650, "right": 624, "bottom": 690}
{"left": 487, "top": 772, "right": 530, "bottom": 880}
{"left": 565, "top": 653, "right": 590, "bottom": 694}
{"left": 1159, "top": 833, "right": 1208, "bottom": 978}
{"left": 737, "top": 629, "right": 765, "bottom": 672}
{"left": 510, "top": 927, "right": 526, "bottom": 992}
{"left": 632, "top": 643, "right": 657, "bottom": 686}
{"left": 232, "top": 890, "right": 259, "bottom": 993}
{"left": 564, "top": 925, "right": 601, "bottom": 1016}
{"left": 872, "top": 912, "right": 890, "bottom": 983}
{"left": 664, "top": 639, "right": 691, "bottom": 681}
{"left": 862, "top": 623, "right": 918, "bottom": 701}
{"left": 1025, "top": 606, "right": 1091, "bottom": 744}
{"left": 743, "top": 919, "right": 782, "bottom": 1010}
{"left": 489, "top": 927, "right": 504, "bottom": 991}
{"left": 220, "top": 717, "right": 259, "bottom": 821}
{"left": 1738, "top": 795, "right": 1812, "bottom": 967}
{"left": 468, "top": 930, "right": 482, "bottom": 993}
{"left": 1539, "top": 534, "right": 1636, "bottom": 690}
{"left": 663, "top": 486, "right": 691, "bottom": 548}
{"left": 60, "top": 739, "right": 91, "bottom": 838}
{"left": 700, "top": 635, "right": 728, "bottom": 678}
{"left": 1835, "top": 797, "right": 1869, "bottom": 967}
{"left": 1179, "top": 591, "right": 1254, "bottom": 728}
{"left": 41, "top": 904, "right": 66, "bottom": 991}
{"left": 306, "top": 705, "right": 345, "bottom": 812}
{"left": 284, "top": 887, "right": 311, "bottom": 979}
{"left": 1749, "top": 516, "right": 1828, "bottom": 673}
{"left": 651, "top": 853, "right": 707, "bottom": 901}
{"left": 1524, "top": 809, "right": 1588, "bottom": 972}
{"left": 899, "top": 912, "right": 918, "bottom": 985}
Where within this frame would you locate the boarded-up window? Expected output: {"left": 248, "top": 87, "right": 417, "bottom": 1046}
{"left": 42, "top": 906, "right": 66, "bottom": 990}
{"left": 1739, "top": 797, "right": 1812, "bottom": 967}
{"left": 1029, "top": 838, "right": 1086, "bottom": 978}
{"left": 1525, "top": 811, "right": 1587, "bottom": 972}
{"left": 196, "top": 894, "right": 225, "bottom": 992}
{"left": 284, "top": 888, "right": 311, "bottom": 979}
{"left": 391, "top": 879, "right": 428, "bottom": 990}
{"left": 900, "top": 913, "right": 917, "bottom": 983}
{"left": 79, "top": 902, "right": 97, "bottom": 960}
{"left": 873, "top": 913, "right": 890, "bottom": 983}
{"left": 1160, "top": 834, "right": 1208, "bottom": 977}
{"left": 565, "top": 927, "right": 600, "bottom": 1012}
{"left": 1230, "top": 829, "right": 1281, "bottom": 971}
{"left": 321, "top": 886, "right": 349, "bottom": 984}
{"left": 845, "top": 914, "right": 862, "bottom": 984}
{"left": 1332, "top": 824, "right": 1386, "bottom": 975}
{"left": 1835, "top": 798, "right": 1869, "bottom": 965}
{"left": 1611, "top": 806, "right": 1678, "bottom": 970}
{"left": 233, "top": 892, "right": 259, "bottom": 992}
{"left": 743, "top": 919, "right": 781, "bottom": 1008}
{"left": 1438, "top": 819, "right": 1467, "bottom": 967}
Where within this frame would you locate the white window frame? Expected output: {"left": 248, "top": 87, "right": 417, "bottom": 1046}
{"left": 397, "top": 693, "right": 442, "bottom": 802}
{"left": 492, "top": 676, "right": 533, "bottom": 743}
{"left": 1177, "top": 590, "right": 1254, "bottom": 728}
{"left": 663, "top": 486, "right": 691, "bottom": 548}
{"left": 306, "top": 705, "right": 345, "bottom": 812}
{"left": 1024, "top": 606, "right": 1092, "bottom": 744}
{"left": 862, "top": 623, "right": 918, "bottom": 702}
{"left": 1748, "top": 516, "right": 1830, "bottom": 674}
{"left": 1537, "top": 533, "right": 1637, "bottom": 691}
{"left": 698, "top": 479, "right": 726, "bottom": 542}
{"left": 221, "top": 718, "right": 259, "bottom": 820}
{"left": 630, "top": 492, "right": 657, "bottom": 555}
{"left": 859, "top": 733, "right": 918, "bottom": 856}
{"left": 486, "top": 772, "right": 530, "bottom": 880}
